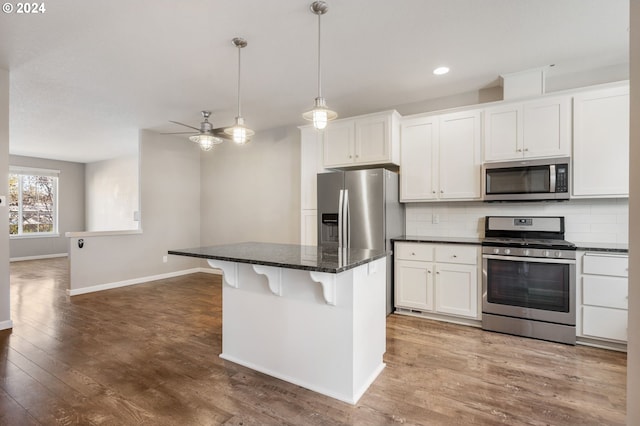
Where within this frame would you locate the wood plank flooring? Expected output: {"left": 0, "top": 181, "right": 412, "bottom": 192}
{"left": 1, "top": 258, "right": 626, "bottom": 425}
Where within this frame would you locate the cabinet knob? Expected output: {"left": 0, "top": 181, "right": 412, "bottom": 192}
{"left": 427, "top": 270, "right": 432, "bottom": 274}
{"left": 348, "top": 155, "right": 353, "bottom": 159}
{"left": 355, "top": 154, "right": 359, "bottom": 158}
{"left": 411, "top": 252, "right": 416, "bottom": 256}
{"left": 432, "top": 190, "right": 436, "bottom": 194}
{"left": 436, "top": 271, "right": 440, "bottom": 275}
{"left": 524, "top": 148, "right": 529, "bottom": 152}
{"left": 452, "top": 254, "right": 457, "bottom": 258}
{"left": 517, "top": 149, "right": 523, "bottom": 152}
{"left": 440, "top": 190, "right": 444, "bottom": 193}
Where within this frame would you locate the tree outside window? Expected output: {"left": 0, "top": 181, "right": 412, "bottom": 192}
{"left": 9, "top": 172, "right": 58, "bottom": 236}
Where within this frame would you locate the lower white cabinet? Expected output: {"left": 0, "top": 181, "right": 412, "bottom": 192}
{"left": 578, "top": 251, "right": 629, "bottom": 343}
{"left": 395, "top": 242, "right": 479, "bottom": 320}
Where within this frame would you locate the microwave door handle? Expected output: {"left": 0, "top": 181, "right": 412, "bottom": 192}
{"left": 549, "top": 164, "right": 556, "bottom": 193}
{"left": 338, "top": 189, "right": 344, "bottom": 247}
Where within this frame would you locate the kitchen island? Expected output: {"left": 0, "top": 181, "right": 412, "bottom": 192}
{"left": 168, "top": 242, "right": 388, "bottom": 404}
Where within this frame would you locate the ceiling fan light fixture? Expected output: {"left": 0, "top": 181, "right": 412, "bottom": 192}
{"left": 223, "top": 37, "right": 254, "bottom": 144}
{"left": 303, "top": 1, "right": 337, "bottom": 130}
{"left": 189, "top": 133, "right": 222, "bottom": 151}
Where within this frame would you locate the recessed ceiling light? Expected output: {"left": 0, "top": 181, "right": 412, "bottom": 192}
{"left": 433, "top": 66, "right": 450, "bottom": 75}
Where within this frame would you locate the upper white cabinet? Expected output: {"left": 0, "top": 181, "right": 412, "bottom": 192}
{"left": 400, "top": 110, "right": 482, "bottom": 202}
{"left": 323, "top": 110, "right": 400, "bottom": 168}
{"left": 483, "top": 96, "right": 571, "bottom": 162}
{"left": 572, "top": 85, "right": 629, "bottom": 198}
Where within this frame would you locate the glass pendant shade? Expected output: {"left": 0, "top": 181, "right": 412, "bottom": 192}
{"left": 189, "top": 134, "right": 222, "bottom": 151}
{"left": 303, "top": 97, "right": 337, "bottom": 130}
{"left": 224, "top": 116, "right": 255, "bottom": 144}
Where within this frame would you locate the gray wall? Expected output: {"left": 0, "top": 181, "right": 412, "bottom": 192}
{"left": 85, "top": 153, "right": 139, "bottom": 231}
{"left": 9, "top": 155, "right": 85, "bottom": 259}
{"left": 68, "top": 130, "right": 201, "bottom": 292}
{"left": 0, "top": 68, "right": 10, "bottom": 329}
{"left": 628, "top": 0, "right": 639, "bottom": 423}
{"left": 200, "top": 125, "right": 300, "bottom": 246}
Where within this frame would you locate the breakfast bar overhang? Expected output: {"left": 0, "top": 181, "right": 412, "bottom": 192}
{"left": 168, "top": 242, "right": 388, "bottom": 404}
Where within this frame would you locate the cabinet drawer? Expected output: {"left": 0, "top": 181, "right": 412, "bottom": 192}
{"left": 583, "top": 253, "right": 628, "bottom": 277}
{"left": 582, "top": 276, "right": 628, "bottom": 309}
{"left": 435, "top": 245, "right": 478, "bottom": 265}
{"left": 582, "top": 306, "right": 628, "bottom": 341}
{"left": 395, "top": 243, "right": 433, "bottom": 261}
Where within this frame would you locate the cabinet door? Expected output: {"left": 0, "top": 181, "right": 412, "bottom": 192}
{"left": 573, "top": 86, "right": 629, "bottom": 197}
{"left": 323, "top": 120, "right": 354, "bottom": 168}
{"left": 395, "top": 260, "right": 433, "bottom": 311}
{"left": 483, "top": 104, "right": 522, "bottom": 161}
{"left": 523, "top": 96, "right": 571, "bottom": 158}
{"left": 582, "top": 306, "right": 628, "bottom": 341}
{"left": 438, "top": 110, "right": 482, "bottom": 200}
{"left": 355, "top": 114, "right": 391, "bottom": 164}
{"left": 434, "top": 263, "right": 478, "bottom": 318}
{"left": 400, "top": 117, "right": 438, "bottom": 201}
{"left": 300, "top": 209, "right": 317, "bottom": 246}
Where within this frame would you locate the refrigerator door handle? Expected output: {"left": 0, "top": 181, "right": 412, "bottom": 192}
{"left": 338, "top": 189, "right": 344, "bottom": 247}
{"left": 343, "top": 189, "right": 350, "bottom": 248}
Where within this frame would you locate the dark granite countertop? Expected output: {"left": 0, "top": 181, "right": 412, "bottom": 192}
{"left": 168, "top": 242, "right": 389, "bottom": 274}
{"left": 392, "top": 235, "right": 483, "bottom": 245}
{"left": 573, "top": 242, "right": 628, "bottom": 253}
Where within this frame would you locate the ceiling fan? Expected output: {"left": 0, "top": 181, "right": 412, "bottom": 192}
{"left": 162, "top": 111, "right": 230, "bottom": 151}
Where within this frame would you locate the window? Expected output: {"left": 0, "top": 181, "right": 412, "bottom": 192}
{"left": 9, "top": 167, "right": 59, "bottom": 236}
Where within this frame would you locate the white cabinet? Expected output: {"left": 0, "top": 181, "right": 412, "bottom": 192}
{"left": 323, "top": 110, "right": 400, "bottom": 168}
{"left": 578, "top": 251, "right": 629, "bottom": 343}
{"left": 483, "top": 96, "right": 571, "bottom": 162}
{"left": 572, "top": 85, "right": 629, "bottom": 198}
{"left": 395, "top": 242, "right": 479, "bottom": 320}
{"left": 400, "top": 110, "right": 482, "bottom": 202}
{"left": 299, "top": 126, "right": 325, "bottom": 246}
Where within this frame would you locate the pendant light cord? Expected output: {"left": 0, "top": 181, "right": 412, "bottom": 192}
{"left": 317, "top": 12, "right": 322, "bottom": 98}
{"left": 237, "top": 45, "right": 242, "bottom": 118}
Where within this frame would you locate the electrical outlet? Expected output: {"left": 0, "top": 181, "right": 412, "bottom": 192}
{"left": 432, "top": 214, "right": 440, "bottom": 224}
{"left": 162, "top": 255, "right": 168, "bottom": 263}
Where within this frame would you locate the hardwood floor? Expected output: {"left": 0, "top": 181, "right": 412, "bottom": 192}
{"left": 1, "top": 258, "right": 626, "bottom": 425}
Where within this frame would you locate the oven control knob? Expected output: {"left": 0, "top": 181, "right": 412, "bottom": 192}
{"left": 523, "top": 249, "right": 530, "bottom": 256}
{"left": 493, "top": 248, "right": 500, "bottom": 254}
{"left": 543, "top": 250, "right": 550, "bottom": 257}
{"left": 504, "top": 248, "right": 511, "bottom": 255}
{"left": 555, "top": 251, "right": 562, "bottom": 258}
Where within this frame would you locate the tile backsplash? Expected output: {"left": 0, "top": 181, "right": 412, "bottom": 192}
{"left": 405, "top": 198, "right": 629, "bottom": 244}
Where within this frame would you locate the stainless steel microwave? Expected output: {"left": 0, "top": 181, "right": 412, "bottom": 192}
{"left": 483, "top": 157, "right": 570, "bottom": 201}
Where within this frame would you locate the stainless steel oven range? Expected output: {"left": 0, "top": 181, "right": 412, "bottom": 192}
{"left": 482, "top": 216, "right": 576, "bottom": 345}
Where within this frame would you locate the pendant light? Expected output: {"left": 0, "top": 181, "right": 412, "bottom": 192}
{"left": 303, "top": 1, "right": 337, "bottom": 130}
{"left": 224, "top": 37, "right": 255, "bottom": 144}
{"left": 188, "top": 111, "right": 223, "bottom": 151}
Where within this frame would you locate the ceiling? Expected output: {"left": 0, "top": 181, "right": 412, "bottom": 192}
{"left": 0, "top": 0, "right": 629, "bottom": 163}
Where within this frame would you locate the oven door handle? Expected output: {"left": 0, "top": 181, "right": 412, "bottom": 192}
{"left": 483, "top": 254, "right": 576, "bottom": 264}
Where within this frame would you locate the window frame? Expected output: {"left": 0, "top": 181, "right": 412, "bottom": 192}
{"left": 9, "top": 166, "right": 60, "bottom": 238}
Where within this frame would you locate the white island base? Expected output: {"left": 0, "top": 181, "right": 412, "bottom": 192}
{"left": 210, "top": 257, "right": 387, "bottom": 405}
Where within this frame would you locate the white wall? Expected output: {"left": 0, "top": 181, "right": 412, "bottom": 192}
{"left": 9, "top": 155, "right": 85, "bottom": 259}
{"left": 85, "top": 153, "right": 139, "bottom": 231}
{"left": 406, "top": 199, "right": 629, "bottom": 244}
{"left": 627, "top": 1, "right": 639, "bottom": 423}
{"left": 0, "top": 68, "right": 10, "bottom": 330}
{"left": 67, "top": 130, "right": 201, "bottom": 294}
{"left": 200, "top": 126, "right": 300, "bottom": 246}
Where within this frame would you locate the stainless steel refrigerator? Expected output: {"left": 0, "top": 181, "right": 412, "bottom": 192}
{"left": 317, "top": 168, "right": 404, "bottom": 314}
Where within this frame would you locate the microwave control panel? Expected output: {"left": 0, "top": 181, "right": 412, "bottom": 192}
{"left": 556, "top": 165, "right": 568, "bottom": 193}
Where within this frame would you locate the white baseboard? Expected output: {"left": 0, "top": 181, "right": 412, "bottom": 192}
{"left": 197, "top": 267, "right": 222, "bottom": 275}
{"left": 10, "top": 253, "right": 68, "bottom": 262}
{"left": 67, "top": 268, "right": 205, "bottom": 296}
{"left": 0, "top": 320, "right": 14, "bottom": 331}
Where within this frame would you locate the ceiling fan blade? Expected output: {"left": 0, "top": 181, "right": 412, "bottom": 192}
{"left": 160, "top": 131, "right": 197, "bottom": 135}
{"left": 212, "top": 127, "right": 232, "bottom": 140}
{"left": 169, "top": 120, "right": 201, "bottom": 131}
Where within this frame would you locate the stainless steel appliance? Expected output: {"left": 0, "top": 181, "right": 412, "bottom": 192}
{"left": 482, "top": 216, "right": 576, "bottom": 344}
{"left": 483, "top": 157, "right": 570, "bottom": 202}
{"left": 317, "top": 168, "right": 404, "bottom": 314}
